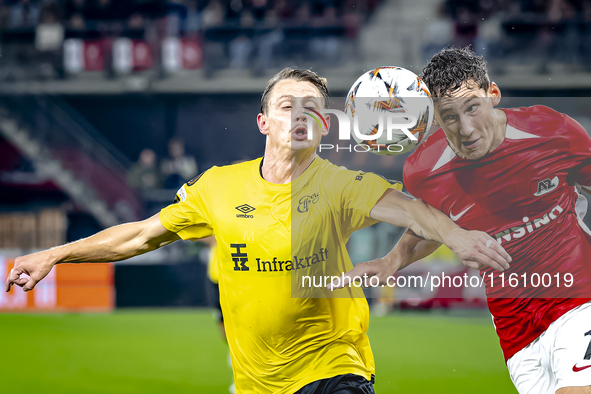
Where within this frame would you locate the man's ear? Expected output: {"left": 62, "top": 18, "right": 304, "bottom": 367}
{"left": 257, "top": 113, "right": 269, "bottom": 135}
{"left": 322, "top": 114, "right": 330, "bottom": 137}
{"left": 432, "top": 114, "right": 440, "bottom": 129}
{"left": 489, "top": 82, "right": 501, "bottom": 106}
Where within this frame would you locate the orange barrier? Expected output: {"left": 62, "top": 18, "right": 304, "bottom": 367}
{"left": 0, "top": 257, "right": 114, "bottom": 312}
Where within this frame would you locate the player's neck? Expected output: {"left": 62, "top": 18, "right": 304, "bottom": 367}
{"left": 488, "top": 108, "right": 508, "bottom": 154}
{"left": 261, "top": 148, "right": 316, "bottom": 184}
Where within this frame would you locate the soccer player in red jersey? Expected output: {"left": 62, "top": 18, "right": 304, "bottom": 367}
{"left": 340, "top": 48, "right": 591, "bottom": 393}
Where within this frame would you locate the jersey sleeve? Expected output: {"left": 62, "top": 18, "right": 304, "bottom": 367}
{"left": 564, "top": 114, "right": 591, "bottom": 186}
{"left": 159, "top": 170, "right": 214, "bottom": 241}
{"left": 335, "top": 170, "right": 403, "bottom": 238}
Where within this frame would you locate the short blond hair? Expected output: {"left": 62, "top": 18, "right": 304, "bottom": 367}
{"left": 260, "top": 67, "right": 330, "bottom": 115}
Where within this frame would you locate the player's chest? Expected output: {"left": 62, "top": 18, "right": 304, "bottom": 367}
{"left": 209, "top": 187, "right": 333, "bottom": 240}
{"left": 210, "top": 187, "right": 333, "bottom": 277}
{"left": 428, "top": 158, "right": 572, "bottom": 229}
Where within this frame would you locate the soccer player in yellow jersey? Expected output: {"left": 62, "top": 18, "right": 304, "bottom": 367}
{"left": 6, "top": 68, "right": 511, "bottom": 394}
{"left": 203, "top": 236, "right": 235, "bottom": 393}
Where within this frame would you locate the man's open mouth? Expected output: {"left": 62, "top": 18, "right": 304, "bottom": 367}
{"left": 293, "top": 126, "right": 308, "bottom": 138}
{"left": 462, "top": 138, "right": 480, "bottom": 149}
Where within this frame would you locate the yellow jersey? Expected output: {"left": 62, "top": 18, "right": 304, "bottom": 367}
{"left": 207, "top": 242, "right": 220, "bottom": 284}
{"left": 160, "top": 157, "right": 401, "bottom": 393}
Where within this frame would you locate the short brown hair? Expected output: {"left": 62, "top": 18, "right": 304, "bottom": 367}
{"left": 422, "top": 47, "right": 490, "bottom": 97}
{"left": 260, "top": 67, "right": 330, "bottom": 114}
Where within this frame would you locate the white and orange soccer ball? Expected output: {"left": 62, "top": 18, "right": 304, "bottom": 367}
{"left": 345, "top": 66, "right": 434, "bottom": 155}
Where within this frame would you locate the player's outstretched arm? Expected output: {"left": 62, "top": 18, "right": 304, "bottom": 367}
{"left": 5, "top": 213, "right": 180, "bottom": 293}
{"left": 331, "top": 226, "right": 509, "bottom": 291}
{"left": 370, "top": 189, "right": 511, "bottom": 270}
{"left": 330, "top": 229, "right": 440, "bottom": 289}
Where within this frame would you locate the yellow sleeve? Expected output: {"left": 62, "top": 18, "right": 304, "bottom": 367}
{"left": 207, "top": 243, "right": 220, "bottom": 284}
{"left": 336, "top": 171, "right": 403, "bottom": 238}
{"left": 159, "top": 171, "right": 215, "bottom": 241}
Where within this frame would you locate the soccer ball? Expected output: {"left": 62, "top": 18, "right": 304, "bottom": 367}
{"left": 345, "top": 66, "right": 434, "bottom": 155}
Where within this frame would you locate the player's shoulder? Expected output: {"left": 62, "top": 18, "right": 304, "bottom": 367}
{"left": 403, "top": 129, "right": 449, "bottom": 192}
{"left": 306, "top": 158, "right": 354, "bottom": 188}
{"left": 312, "top": 157, "right": 402, "bottom": 191}
{"left": 505, "top": 105, "right": 561, "bottom": 121}
{"left": 314, "top": 157, "right": 353, "bottom": 177}
{"left": 177, "top": 158, "right": 261, "bottom": 203}
{"left": 504, "top": 105, "right": 576, "bottom": 137}
{"left": 194, "top": 158, "right": 260, "bottom": 183}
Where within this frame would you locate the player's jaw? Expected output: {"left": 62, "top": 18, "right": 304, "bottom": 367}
{"left": 290, "top": 128, "right": 320, "bottom": 156}
{"left": 457, "top": 135, "right": 488, "bottom": 160}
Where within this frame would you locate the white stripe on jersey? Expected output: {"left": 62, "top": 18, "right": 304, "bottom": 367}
{"left": 574, "top": 186, "right": 591, "bottom": 237}
{"left": 430, "top": 125, "right": 539, "bottom": 173}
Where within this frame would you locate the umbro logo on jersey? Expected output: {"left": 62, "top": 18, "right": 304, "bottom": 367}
{"left": 534, "top": 176, "right": 559, "bottom": 196}
{"left": 236, "top": 204, "right": 255, "bottom": 218}
{"left": 236, "top": 204, "right": 255, "bottom": 214}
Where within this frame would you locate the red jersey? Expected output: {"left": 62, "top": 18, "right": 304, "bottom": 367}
{"left": 403, "top": 105, "right": 591, "bottom": 361}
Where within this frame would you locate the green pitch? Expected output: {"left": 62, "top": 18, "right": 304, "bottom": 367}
{"left": 0, "top": 310, "right": 516, "bottom": 393}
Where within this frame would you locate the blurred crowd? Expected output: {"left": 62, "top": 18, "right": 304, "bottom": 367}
{"left": 0, "top": 0, "right": 380, "bottom": 80}
{"left": 429, "top": 0, "right": 591, "bottom": 72}
{"left": 2, "top": 0, "right": 591, "bottom": 82}
{"left": 128, "top": 138, "right": 198, "bottom": 191}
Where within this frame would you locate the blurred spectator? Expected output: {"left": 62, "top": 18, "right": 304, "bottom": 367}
{"left": 128, "top": 148, "right": 162, "bottom": 190}
{"left": 35, "top": 1, "right": 63, "bottom": 52}
{"left": 39, "top": 1, "right": 61, "bottom": 24}
{"left": 295, "top": 0, "right": 311, "bottom": 23}
{"left": 184, "top": 0, "right": 206, "bottom": 33}
{"left": 445, "top": 0, "right": 480, "bottom": 49}
{"left": 230, "top": 35, "right": 252, "bottom": 69}
{"left": 250, "top": 0, "right": 271, "bottom": 22}
{"left": 9, "top": 0, "right": 41, "bottom": 28}
{"left": 342, "top": 0, "right": 362, "bottom": 39}
{"left": 203, "top": 0, "right": 225, "bottom": 27}
{"left": 68, "top": 12, "right": 86, "bottom": 31}
{"left": 454, "top": 6, "right": 479, "bottom": 49}
{"left": 161, "top": 139, "right": 198, "bottom": 189}
{"left": 307, "top": 1, "right": 340, "bottom": 62}
{"left": 128, "top": 12, "right": 145, "bottom": 29}
{"left": 275, "top": 0, "right": 299, "bottom": 21}
{"left": 422, "top": 3, "right": 453, "bottom": 63}
{"left": 165, "top": 0, "right": 186, "bottom": 37}
{"left": 546, "top": 0, "right": 578, "bottom": 64}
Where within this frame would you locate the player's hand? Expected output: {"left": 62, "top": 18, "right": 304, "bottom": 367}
{"left": 328, "top": 257, "right": 397, "bottom": 291}
{"left": 443, "top": 228, "right": 511, "bottom": 271}
{"left": 5, "top": 252, "right": 56, "bottom": 293}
